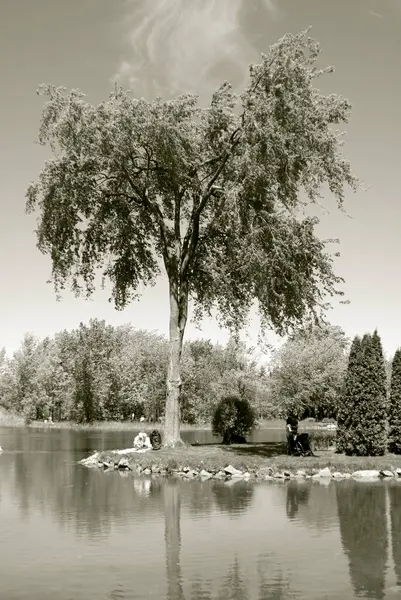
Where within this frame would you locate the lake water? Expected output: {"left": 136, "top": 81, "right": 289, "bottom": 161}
{"left": 0, "top": 427, "right": 400, "bottom": 600}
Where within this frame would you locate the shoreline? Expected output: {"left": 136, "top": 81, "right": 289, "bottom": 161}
{"left": 79, "top": 445, "right": 401, "bottom": 482}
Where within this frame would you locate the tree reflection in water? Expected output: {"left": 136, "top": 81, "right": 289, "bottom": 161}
{"left": 164, "top": 479, "right": 185, "bottom": 600}
{"left": 217, "top": 557, "right": 249, "bottom": 600}
{"left": 212, "top": 480, "right": 255, "bottom": 516}
{"left": 257, "top": 556, "right": 292, "bottom": 600}
{"left": 285, "top": 481, "right": 310, "bottom": 520}
{"left": 336, "top": 481, "right": 388, "bottom": 600}
{"left": 389, "top": 484, "right": 401, "bottom": 587}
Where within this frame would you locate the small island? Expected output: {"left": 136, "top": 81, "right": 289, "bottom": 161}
{"left": 80, "top": 443, "right": 401, "bottom": 482}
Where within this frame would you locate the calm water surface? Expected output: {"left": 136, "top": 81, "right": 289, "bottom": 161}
{"left": 0, "top": 426, "right": 400, "bottom": 600}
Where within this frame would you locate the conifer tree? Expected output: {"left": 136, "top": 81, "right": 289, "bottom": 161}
{"left": 336, "top": 335, "right": 363, "bottom": 454}
{"left": 337, "top": 332, "right": 387, "bottom": 456}
{"left": 363, "top": 330, "right": 387, "bottom": 455}
{"left": 389, "top": 349, "right": 401, "bottom": 454}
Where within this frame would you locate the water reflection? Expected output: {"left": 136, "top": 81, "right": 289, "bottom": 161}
{"left": 164, "top": 479, "right": 185, "bottom": 600}
{"left": 213, "top": 479, "right": 255, "bottom": 516}
{"left": 389, "top": 485, "right": 401, "bottom": 587}
{"left": 285, "top": 481, "right": 310, "bottom": 520}
{"left": 336, "top": 482, "right": 388, "bottom": 599}
{"left": 2, "top": 427, "right": 401, "bottom": 599}
{"left": 257, "top": 557, "right": 292, "bottom": 600}
{"left": 217, "top": 558, "right": 249, "bottom": 600}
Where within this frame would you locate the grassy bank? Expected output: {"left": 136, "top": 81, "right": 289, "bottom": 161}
{"left": 85, "top": 443, "right": 401, "bottom": 476}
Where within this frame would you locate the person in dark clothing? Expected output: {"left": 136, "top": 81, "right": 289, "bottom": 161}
{"left": 150, "top": 429, "right": 162, "bottom": 450}
{"left": 286, "top": 413, "right": 299, "bottom": 455}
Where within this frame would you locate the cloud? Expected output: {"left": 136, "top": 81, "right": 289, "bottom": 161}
{"left": 113, "top": 0, "right": 278, "bottom": 97}
{"left": 368, "top": 9, "right": 384, "bottom": 19}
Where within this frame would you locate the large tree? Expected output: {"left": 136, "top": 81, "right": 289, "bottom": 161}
{"left": 269, "top": 322, "right": 348, "bottom": 419}
{"left": 26, "top": 30, "right": 358, "bottom": 445}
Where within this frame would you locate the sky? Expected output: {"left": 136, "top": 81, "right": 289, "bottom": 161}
{"left": 0, "top": 0, "right": 400, "bottom": 360}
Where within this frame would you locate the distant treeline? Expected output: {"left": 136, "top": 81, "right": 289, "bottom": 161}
{"left": 0, "top": 319, "right": 273, "bottom": 424}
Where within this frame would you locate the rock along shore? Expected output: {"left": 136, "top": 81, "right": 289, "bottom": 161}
{"left": 80, "top": 450, "right": 401, "bottom": 482}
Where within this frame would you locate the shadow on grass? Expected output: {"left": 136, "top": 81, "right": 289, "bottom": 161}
{"left": 195, "top": 442, "right": 288, "bottom": 458}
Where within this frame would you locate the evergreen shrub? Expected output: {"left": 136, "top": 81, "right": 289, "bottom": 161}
{"left": 389, "top": 349, "right": 401, "bottom": 454}
{"left": 336, "top": 331, "right": 387, "bottom": 456}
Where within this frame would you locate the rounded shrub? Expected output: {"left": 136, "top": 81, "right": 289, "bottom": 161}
{"left": 212, "top": 395, "right": 256, "bottom": 444}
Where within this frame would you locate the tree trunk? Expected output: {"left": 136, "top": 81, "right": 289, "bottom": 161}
{"left": 163, "top": 280, "right": 188, "bottom": 447}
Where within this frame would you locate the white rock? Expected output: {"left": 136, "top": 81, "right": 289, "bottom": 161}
{"left": 318, "top": 467, "right": 332, "bottom": 478}
{"left": 118, "top": 457, "right": 130, "bottom": 469}
{"left": 184, "top": 469, "right": 198, "bottom": 478}
{"left": 224, "top": 464, "right": 242, "bottom": 476}
{"left": 296, "top": 470, "right": 306, "bottom": 478}
{"left": 199, "top": 469, "right": 213, "bottom": 479}
{"left": 332, "top": 472, "right": 345, "bottom": 478}
{"left": 396, "top": 468, "right": 401, "bottom": 477}
{"left": 380, "top": 470, "right": 394, "bottom": 478}
{"left": 351, "top": 470, "right": 380, "bottom": 479}
{"left": 79, "top": 451, "right": 100, "bottom": 466}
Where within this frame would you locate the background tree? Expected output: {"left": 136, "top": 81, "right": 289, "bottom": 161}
{"left": 269, "top": 323, "right": 348, "bottom": 419}
{"left": 26, "top": 30, "right": 358, "bottom": 445}
{"left": 336, "top": 335, "right": 363, "bottom": 454}
{"left": 389, "top": 348, "right": 401, "bottom": 454}
{"left": 337, "top": 332, "right": 387, "bottom": 456}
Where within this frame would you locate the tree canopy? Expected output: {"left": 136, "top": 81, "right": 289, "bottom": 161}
{"left": 26, "top": 29, "right": 358, "bottom": 444}
{"left": 269, "top": 323, "right": 348, "bottom": 419}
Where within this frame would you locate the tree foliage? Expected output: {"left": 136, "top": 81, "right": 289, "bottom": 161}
{"left": 269, "top": 323, "right": 348, "bottom": 419}
{"left": 336, "top": 332, "right": 387, "bottom": 456}
{"left": 26, "top": 29, "right": 358, "bottom": 444}
{"left": 212, "top": 395, "right": 256, "bottom": 444}
{"left": 0, "top": 322, "right": 270, "bottom": 425}
{"left": 389, "top": 349, "right": 401, "bottom": 454}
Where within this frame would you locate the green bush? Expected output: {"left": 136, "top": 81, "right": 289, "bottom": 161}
{"left": 389, "top": 348, "right": 401, "bottom": 454}
{"left": 212, "top": 395, "right": 256, "bottom": 444}
{"left": 336, "top": 331, "right": 387, "bottom": 456}
{"left": 308, "top": 429, "right": 336, "bottom": 451}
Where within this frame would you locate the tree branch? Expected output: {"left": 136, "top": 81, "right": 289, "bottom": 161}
{"left": 180, "top": 129, "right": 241, "bottom": 278}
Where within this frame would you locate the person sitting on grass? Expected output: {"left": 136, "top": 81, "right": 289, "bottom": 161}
{"left": 133, "top": 432, "right": 152, "bottom": 450}
{"left": 286, "top": 412, "right": 299, "bottom": 455}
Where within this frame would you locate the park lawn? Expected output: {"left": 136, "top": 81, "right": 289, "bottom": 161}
{"left": 93, "top": 443, "right": 401, "bottom": 475}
